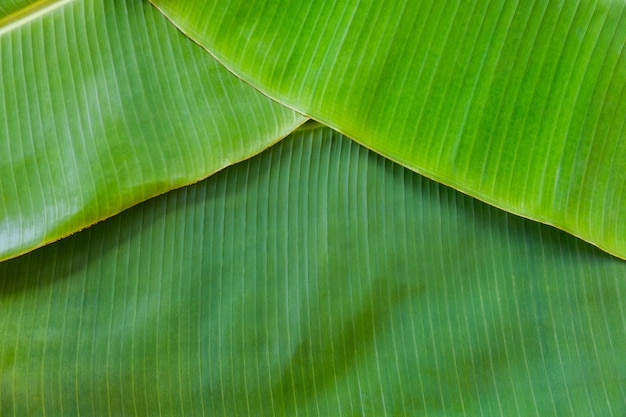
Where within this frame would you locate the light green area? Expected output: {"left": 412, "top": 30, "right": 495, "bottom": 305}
{"left": 151, "top": 0, "right": 626, "bottom": 258}
{"left": 0, "top": 0, "right": 306, "bottom": 260}
{"left": 1, "top": 127, "right": 624, "bottom": 416}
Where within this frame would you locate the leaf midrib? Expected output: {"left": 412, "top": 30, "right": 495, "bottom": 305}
{"left": 0, "top": 0, "right": 75, "bottom": 36}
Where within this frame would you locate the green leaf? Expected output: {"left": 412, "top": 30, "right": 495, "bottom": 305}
{"left": 0, "top": 0, "right": 38, "bottom": 19}
{"left": 1, "top": 126, "right": 624, "bottom": 416}
{"left": 0, "top": 0, "right": 306, "bottom": 261}
{"left": 150, "top": 0, "right": 626, "bottom": 259}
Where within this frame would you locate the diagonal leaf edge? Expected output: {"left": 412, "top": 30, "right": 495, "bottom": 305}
{"left": 0, "top": 0, "right": 307, "bottom": 261}
{"left": 148, "top": 0, "right": 626, "bottom": 260}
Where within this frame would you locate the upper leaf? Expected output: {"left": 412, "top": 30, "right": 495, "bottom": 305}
{"left": 151, "top": 0, "right": 626, "bottom": 259}
{"left": 0, "top": 0, "right": 306, "bottom": 261}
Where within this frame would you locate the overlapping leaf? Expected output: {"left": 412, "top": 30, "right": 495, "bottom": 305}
{"left": 151, "top": 0, "right": 626, "bottom": 259}
{"left": 2, "top": 2, "right": 625, "bottom": 416}
{"left": 1, "top": 127, "right": 624, "bottom": 416}
{"left": 0, "top": 0, "right": 306, "bottom": 261}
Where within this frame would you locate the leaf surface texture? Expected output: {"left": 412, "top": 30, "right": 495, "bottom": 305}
{"left": 1, "top": 127, "right": 624, "bottom": 416}
{"left": 0, "top": 0, "right": 306, "bottom": 260}
{"left": 151, "top": 0, "right": 626, "bottom": 258}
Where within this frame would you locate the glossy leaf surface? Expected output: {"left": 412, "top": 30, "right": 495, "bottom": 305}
{"left": 0, "top": 0, "right": 306, "bottom": 261}
{"left": 151, "top": 0, "right": 626, "bottom": 258}
{"left": 1, "top": 127, "right": 624, "bottom": 416}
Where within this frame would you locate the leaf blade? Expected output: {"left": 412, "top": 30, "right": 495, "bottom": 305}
{"left": 150, "top": 0, "right": 626, "bottom": 258}
{"left": 1, "top": 126, "right": 624, "bottom": 416}
{"left": 0, "top": 0, "right": 306, "bottom": 261}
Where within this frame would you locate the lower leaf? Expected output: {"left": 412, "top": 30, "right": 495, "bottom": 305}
{"left": 1, "top": 126, "right": 624, "bottom": 416}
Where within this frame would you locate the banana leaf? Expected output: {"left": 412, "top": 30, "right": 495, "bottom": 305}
{"left": 1, "top": 126, "right": 624, "bottom": 416}
{"left": 2, "top": 1, "right": 625, "bottom": 415}
{"left": 151, "top": 0, "right": 626, "bottom": 259}
{"left": 0, "top": 0, "right": 305, "bottom": 261}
